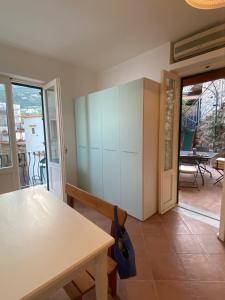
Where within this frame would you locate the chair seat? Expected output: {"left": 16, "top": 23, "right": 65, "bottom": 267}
{"left": 179, "top": 165, "right": 198, "bottom": 174}
{"left": 72, "top": 271, "right": 95, "bottom": 294}
{"left": 216, "top": 157, "right": 225, "bottom": 162}
{"left": 63, "top": 282, "right": 81, "bottom": 299}
{"left": 69, "top": 256, "right": 117, "bottom": 296}
{"left": 87, "top": 256, "right": 117, "bottom": 277}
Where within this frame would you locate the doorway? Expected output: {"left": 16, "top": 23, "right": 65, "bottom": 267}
{"left": 0, "top": 76, "right": 65, "bottom": 200}
{"left": 11, "top": 83, "right": 49, "bottom": 189}
{"left": 178, "top": 68, "right": 225, "bottom": 220}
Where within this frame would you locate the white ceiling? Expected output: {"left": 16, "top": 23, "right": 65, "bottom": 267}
{"left": 0, "top": 0, "right": 224, "bottom": 71}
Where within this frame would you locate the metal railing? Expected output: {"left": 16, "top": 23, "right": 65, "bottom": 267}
{"left": 18, "top": 151, "right": 47, "bottom": 188}
{"left": 0, "top": 151, "right": 47, "bottom": 188}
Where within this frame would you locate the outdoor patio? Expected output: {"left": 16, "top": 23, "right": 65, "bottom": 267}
{"left": 179, "top": 163, "right": 222, "bottom": 219}
{"left": 179, "top": 79, "right": 225, "bottom": 219}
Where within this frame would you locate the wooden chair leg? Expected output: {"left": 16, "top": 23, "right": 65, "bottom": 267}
{"left": 108, "top": 268, "right": 117, "bottom": 297}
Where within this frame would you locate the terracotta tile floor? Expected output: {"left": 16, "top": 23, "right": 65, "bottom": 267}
{"left": 50, "top": 205, "right": 225, "bottom": 300}
{"left": 179, "top": 166, "right": 222, "bottom": 217}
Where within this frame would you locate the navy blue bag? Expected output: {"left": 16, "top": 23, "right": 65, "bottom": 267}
{"left": 113, "top": 206, "right": 136, "bottom": 279}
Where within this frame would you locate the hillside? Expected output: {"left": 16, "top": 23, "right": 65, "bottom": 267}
{"left": 0, "top": 84, "right": 42, "bottom": 109}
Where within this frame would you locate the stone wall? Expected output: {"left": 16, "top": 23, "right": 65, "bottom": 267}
{"left": 195, "top": 104, "right": 225, "bottom": 155}
{"left": 192, "top": 79, "right": 225, "bottom": 155}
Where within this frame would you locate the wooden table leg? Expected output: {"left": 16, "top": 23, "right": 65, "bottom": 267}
{"left": 94, "top": 250, "right": 108, "bottom": 300}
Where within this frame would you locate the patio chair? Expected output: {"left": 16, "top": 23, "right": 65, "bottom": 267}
{"left": 213, "top": 157, "right": 225, "bottom": 185}
{"left": 196, "top": 146, "right": 213, "bottom": 178}
{"left": 179, "top": 164, "right": 199, "bottom": 190}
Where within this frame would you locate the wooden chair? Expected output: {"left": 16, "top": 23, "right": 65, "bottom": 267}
{"left": 64, "top": 183, "right": 127, "bottom": 300}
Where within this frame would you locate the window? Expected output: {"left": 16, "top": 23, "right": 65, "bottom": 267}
{"left": 0, "top": 84, "right": 12, "bottom": 168}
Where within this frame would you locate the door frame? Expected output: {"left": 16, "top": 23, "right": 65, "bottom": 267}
{"left": 158, "top": 70, "right": 181, "bottom": 214}
{"left": 0, "top": 75, "right": 20, "bottom": 192}
{"left": 175, "top": 67, "right": 225, "bottom": 241}
{"left": 11, "top": 81, "right": 49, "bottom": 190}
{"left": 43, "top": 78, "right": 66, "bottom": 201}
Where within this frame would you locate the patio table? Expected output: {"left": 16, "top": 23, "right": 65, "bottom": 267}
{"left": 180, "top": 150, "right": 218, "bottom": 186}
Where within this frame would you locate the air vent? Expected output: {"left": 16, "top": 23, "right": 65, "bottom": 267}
{"left": 171, "top": 23, "right": 225, "bottom": 63}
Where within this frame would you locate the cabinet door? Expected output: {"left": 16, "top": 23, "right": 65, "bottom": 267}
{"left": 102, "top": 87, "right": 119, "bottom": 150}
{"left": 101, "top": 87, "right": 120, "bottom": 205}
{"left": 87, "top": 92, "right": 102, "bottom": 149}
{"left": 120, "top": 79, "right": 143, "bottom": 153}
{"left": 103, "top": 150, "right": 120, "bottom": 206}
{"left": 76, "top": 146, "right": 89, "bottom": 191}
{"left": 89, "top": 148, "right": 103, "bottom": 197}
{"left": 75, "top": 96, "right": 88, "bottom": 147}
{"left": 120, "top": 79, "right": 143, "bottom": 219}
{"left": 121, "top": 152, "right": 141, "bottom": 219}
{"left": 87, "top": 92, "right": 103, "bottom": 197}
{"left": 75, "top": 96, "right": 89, "bottom": 190}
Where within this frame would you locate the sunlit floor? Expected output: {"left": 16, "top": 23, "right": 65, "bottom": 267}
{"left": 179, "top": 166, "right": 222, "bottom": 219}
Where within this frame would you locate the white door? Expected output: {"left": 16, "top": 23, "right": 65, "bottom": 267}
{"left": 158, "top": 70, "right": 181, "bottom": 214}
{"left": 43, "top": 79, "right": 66, "bottom": 200}
{"left": 0, "top": 76, "right": 20, "bottom": 194}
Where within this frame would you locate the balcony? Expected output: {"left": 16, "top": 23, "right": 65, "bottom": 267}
{"left": 0, "top": 151, "right": 47, "bottom": 188}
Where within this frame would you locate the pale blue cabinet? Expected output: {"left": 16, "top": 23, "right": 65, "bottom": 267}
{"left": 75, "top": 78, "right": 159, "bottom": 220}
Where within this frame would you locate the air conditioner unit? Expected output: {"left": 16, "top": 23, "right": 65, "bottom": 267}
{"left": 171, "top": 23, "right": 225, "bottom": 63}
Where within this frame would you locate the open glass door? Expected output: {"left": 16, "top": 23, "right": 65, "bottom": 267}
{"left": 43, "top": 79, "right": 66, "bottom": 200}
{"left": 159, "top": 70, "right": 181, "bottom": 214}
{"left": 0, "top": 75, "right": 20, "bottom": 194}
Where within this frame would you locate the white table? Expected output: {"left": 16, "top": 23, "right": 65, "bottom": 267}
{"left": 0, "top": 187, "right": 114, "bottom": 300}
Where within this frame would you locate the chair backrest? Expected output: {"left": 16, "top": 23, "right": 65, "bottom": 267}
{"left": 180, "top": 156, "right": 198, "bottom": 165}
{"left": 65, "top": 183, "right": 127, "bottom": 227}
{"left": 196, "top": 146, "right": 209, "bottom": 152}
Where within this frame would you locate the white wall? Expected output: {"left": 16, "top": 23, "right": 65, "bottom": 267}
{"left": 97, "top": 43, "right": 170, "bottom": 89}
{"left": 97, "top": 42, "right": 225, "bottom": 90}
{"left": 24, "top": 117, "right": 45, "bottom": 153}
{"left": 0, "top": 43, "right": 97, "bottom": 185}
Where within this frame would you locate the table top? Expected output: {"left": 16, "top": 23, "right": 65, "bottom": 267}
{"left": 180, "top": 150, "right": 218, "bottom": 159}
{"left": 0, "top": 187, "right": 114, "bottom": 300}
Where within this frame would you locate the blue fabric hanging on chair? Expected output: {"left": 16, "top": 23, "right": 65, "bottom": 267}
{"left": 113, "top": 206, "right": 136, "bottom": 279}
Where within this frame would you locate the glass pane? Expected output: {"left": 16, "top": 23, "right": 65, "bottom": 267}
{"left": 45, "top": 86, "right": 59, "bottom": 163}
{"left": 0, "top": 84, "right": 12, "bottom": 168}
{"left": 164, "top": 78, "right": 175, "bottom": 171}
{"left": 12, "top": 84, "right": 47, "bottom": 188}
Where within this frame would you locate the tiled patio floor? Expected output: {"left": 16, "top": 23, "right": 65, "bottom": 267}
{"left": 51, "top": 204, "right": 225, "bottom": 300}
{"left": 179, "top": 166, "right": 222, "bottom": 218}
